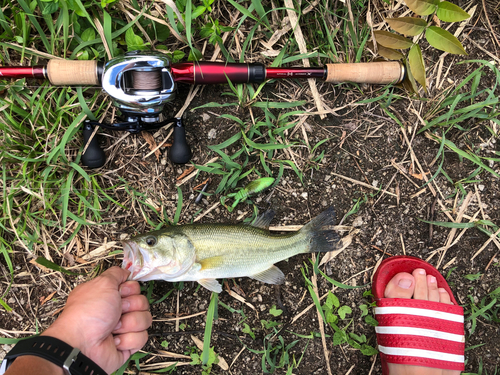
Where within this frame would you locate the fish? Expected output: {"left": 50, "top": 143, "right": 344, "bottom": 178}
{"left": 121, "top": 207, "right": 340, "bottom": 293}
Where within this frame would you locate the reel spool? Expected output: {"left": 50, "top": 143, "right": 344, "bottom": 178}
{"left": 82, "top": 51, "right": 191, "bottom": 168}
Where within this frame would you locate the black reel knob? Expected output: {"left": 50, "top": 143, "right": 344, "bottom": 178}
{"left": 169, "top": 118, "right": 192, "bottom": 164}
{"left": 81, "top": 121, "right": 105, "bottom": 168}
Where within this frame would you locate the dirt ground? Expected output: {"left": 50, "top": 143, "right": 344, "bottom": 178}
{"left": 1, "top": 1, "right": 500, "bottom": 374}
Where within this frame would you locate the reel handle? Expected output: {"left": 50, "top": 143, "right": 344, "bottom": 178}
{"left": 169, "top": 118, "right": 192, "bottom": 164}
{"left": 81, "top": 121, "right": 106, "bottom": 168}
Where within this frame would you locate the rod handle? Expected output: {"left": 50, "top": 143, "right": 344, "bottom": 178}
{"left": 325, "top": 61, "right": 405, "bottom": 84}
{"left": 47, "top": 60, "right": 100, "bottom": 85}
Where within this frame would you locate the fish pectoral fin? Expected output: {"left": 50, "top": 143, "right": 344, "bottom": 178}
{"left": 250, "top": 265, "right": 285, "bottom": 285}
{"left": 198, "top": 279, "right": 223, "bottom": 293}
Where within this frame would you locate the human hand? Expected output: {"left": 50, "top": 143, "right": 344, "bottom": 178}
{"left": 42, "top": 266, "right": 152, "bottom": 374}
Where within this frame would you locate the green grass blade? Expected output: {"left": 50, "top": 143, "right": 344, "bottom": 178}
{"left": 17, "top": 0, "right": 51, "bottom": 52}
{"left": 103, "top": 10, "right": 113, "bottom": 58}
{"left": 251, "top": 0, "right": 269, "bottom": 27}
{"left": 202, "top": 292, "right": 219, "bottom": 365}
{"left": 61, "top": 0, "right": 69, "bottom": 57}
{"left": 35, "top": 256, "right": 82, "bottom": 276}
{"left": 173, "top": 186, "right": 183, "bottom": 225}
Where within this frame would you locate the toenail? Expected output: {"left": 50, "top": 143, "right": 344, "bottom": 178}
{"left": 429, "top": 276, "right": 436, "bottom": 283}
{"left": 398, "top": 278, "right": 413, "bottom": 289}
{"left": 417, "top": 269, "right": 426, "bottom": 275}
{"left": 438, "top": 288, "right": 446, "bottom": 293}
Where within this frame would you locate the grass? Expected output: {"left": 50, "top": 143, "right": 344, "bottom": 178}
{"left": 1, "top": 0, "right": 499, "bottom": 374}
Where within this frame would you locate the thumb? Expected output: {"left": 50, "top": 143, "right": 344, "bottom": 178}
{"left": 99, "top": 266, "right": 131, "bottom": 287}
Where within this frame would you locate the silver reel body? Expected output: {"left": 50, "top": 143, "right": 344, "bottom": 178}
{"left": 101, "top": 51, "right": 176, "bottom": 121}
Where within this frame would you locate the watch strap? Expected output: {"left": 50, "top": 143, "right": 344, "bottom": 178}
{"left": 1, "top": 336, "right": 107, "bottom": 375}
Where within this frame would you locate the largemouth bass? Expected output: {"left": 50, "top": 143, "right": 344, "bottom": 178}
{"left": 122, "top": 207, "right": 340, "bottom": 293}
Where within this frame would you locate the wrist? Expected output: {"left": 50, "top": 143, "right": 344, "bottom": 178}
{"left": 5, "top": 355, "right": 65, "bottom": 375}
{"left": 42, "top": 324, "right": 87, "bottom": 357}
{"left": 1, "top": 336, "right": 107, "bottom": 375}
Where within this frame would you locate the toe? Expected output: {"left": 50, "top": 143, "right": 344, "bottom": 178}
{"left": 384, "top": 272, "right": 415, "bottom": 298}
{"left": 427, "top": 275, "right": 440, "bottom": 302}
{"left": 438, "top": 288, "right": 453, "bottom": 304}
{"left": 412, "top": 268, "right": 428, "bottom": 300}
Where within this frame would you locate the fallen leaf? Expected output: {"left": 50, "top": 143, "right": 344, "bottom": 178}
{"left": 40, "top": 291, "right": 57, "bottom": 307}
{"left": 142, "top": 132, "right": 161, "bottom": 161}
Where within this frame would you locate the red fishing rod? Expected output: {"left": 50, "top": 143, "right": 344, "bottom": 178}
{"left": 0, "top": 56, "right": 404, "bottom": 85}
{"left": 0, "top": 51, "right": 405, "bottom": 168}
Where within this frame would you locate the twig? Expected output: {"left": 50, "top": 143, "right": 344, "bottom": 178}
{"left": 482, "top": 0, "right": 500, "bottom": 48}
{"left": 471, "top": 227, "right": 500, "bottom": 261}
{"left": 284, "top": 0, "right": 326, "bottom": 119}
{"left": 193, "top": 201, "right": 220, "bottom": 222}
{"left": 291, "top": 266, "right": 373, "bottom": 324}
{"left": 331, "top": 172, "right": 397, "bottom": 197}
{"left": 310, "top": 253, "right": 332, "bottom": 375}
{"left": 153, "top": 311, "right": 206, "bottom": 322}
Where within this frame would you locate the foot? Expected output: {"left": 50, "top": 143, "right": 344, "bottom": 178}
{"left": 384, "top": 268, "right": 460, "bottom": 375}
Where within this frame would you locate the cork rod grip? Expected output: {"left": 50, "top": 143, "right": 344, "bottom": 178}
{"left": 325, "top": 61, "right": 404, "bottom": 84}
{"left": 47, "top": 60, "right": 99, "bottom": 85}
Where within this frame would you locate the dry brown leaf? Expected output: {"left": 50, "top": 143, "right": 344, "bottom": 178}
{"left": 177, "top": 166, "right": 196, "bottom": 181}
{"left": 142, "top": 132, "right": 161, "bottom": 161}
{"left": 40, "top": 291, "right": 57, "bottom": 306}
{"left": 83, "top": 241, "right": 118, "bottom": 260}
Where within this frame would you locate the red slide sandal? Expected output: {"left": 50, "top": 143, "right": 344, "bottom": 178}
{"left": 372, "top": 256, "right": 465, "bottom": 374}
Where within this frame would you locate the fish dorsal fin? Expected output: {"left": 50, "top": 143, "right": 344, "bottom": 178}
{"left": 250, "top": 209, "right": 275, "bottom": 230}
{"left": 250, "top": 265, "right": 285, "bottom": 285}
{"left": 198, "top": 278, "right": 222, "bottom": 293}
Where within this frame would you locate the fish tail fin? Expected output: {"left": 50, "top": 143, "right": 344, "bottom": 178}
{"left": 300, "top": 207, "right": 340, "bottom": 253}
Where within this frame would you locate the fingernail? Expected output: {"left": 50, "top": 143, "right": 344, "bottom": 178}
{"left": 429, "top": 276, "right": 437, "bottom": 283}
{"left": 114, "top": 320, "right": 122, "bottom": 331}
{"left": 122, "top": 300, "right": 131, "bottom": 312}
{"left": 398, "top": 278, "right": 413, "bottom": 289}
{"left": 120, "top": 286, "right": 130, "bottom": 297}
{"left": 114, "top": 337, "right": 121, "bottom": 346}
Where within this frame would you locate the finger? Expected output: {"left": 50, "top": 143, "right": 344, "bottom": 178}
{"left": 113, "top": 311, "right": 152, "bottom": 334}
{"left": 122, "top": 294, "right": 149, "bottom": 313}
{"left": 427, "top": 275, "right": 440, "bottom": 302}
{"left": 119, "top": 281, "right": 141, "bottom": 297}
{"left": 412, "top": 268, "right": 428, "bottom": 300}
{"left": 100, "top": 266, "right": 131, "bottom": 288}
{"left": 114, "top": 331, "right": 149, "bottom": 352}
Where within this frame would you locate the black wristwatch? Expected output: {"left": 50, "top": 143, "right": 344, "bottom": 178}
{"left": 0, "top": 336, "right": 107, "bottom": 375}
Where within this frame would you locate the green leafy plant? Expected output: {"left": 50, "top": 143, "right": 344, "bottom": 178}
{"left": 321, "top": 291, "right": 378, "bottom": 356}
{"left": 465, "top": 286, "right": 500, "bottom": 336}
{"left": 375, "top": 0, "right": 470, "bottom": 92}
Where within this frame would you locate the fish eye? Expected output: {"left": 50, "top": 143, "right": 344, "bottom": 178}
{"left": 145, "top": 236, "right": 157, "bottom": 246}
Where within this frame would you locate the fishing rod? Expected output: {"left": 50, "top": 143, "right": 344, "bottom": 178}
{"left": 0, "top": 51, "right": 405, "bottom": 168}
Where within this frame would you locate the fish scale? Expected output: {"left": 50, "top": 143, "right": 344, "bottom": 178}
{"left": 179, "top": 224, "right": 311, "bottom": 279}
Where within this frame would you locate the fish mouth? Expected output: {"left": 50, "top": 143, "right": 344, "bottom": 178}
{"left": 122, "top": 240, "right": 146, "bottom": 280}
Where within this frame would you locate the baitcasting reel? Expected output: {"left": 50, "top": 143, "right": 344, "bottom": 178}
{"left": 82, "top": 51, "right": 191, "bottom": 168}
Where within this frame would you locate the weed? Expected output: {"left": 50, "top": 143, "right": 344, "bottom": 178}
{"left": 465, "top": 285, "right": 500, "bottom": 336}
